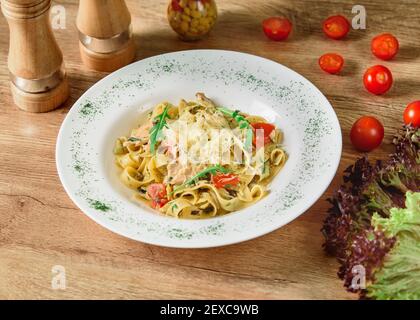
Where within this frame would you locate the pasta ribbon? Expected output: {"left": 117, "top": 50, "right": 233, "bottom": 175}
{"left": 114, "top": 93, "right": 287, "bottom": 219}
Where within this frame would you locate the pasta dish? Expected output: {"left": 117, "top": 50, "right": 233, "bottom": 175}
{"left": 113, "top": 93, "right": 287, "bottom": 219}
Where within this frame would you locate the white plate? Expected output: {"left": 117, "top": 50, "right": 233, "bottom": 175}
{"left": 56, "top": 50, "right": 342, "bottom": 248}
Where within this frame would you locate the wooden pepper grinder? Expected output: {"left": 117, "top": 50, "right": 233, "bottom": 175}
{"left": 77, "top": 0, "right": 136, "bottom": 72}
{"left": 1, "top": 0, "right": 69, "bottom": 112}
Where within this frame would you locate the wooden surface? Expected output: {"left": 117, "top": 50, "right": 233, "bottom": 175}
{"left": 0, "top": 0, "right": 419, "bottom": 300}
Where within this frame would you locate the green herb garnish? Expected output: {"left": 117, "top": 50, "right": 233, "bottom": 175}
{"left": 170, "top": 165, "right": 230, "bottom": 195}
{"left": 87, "top": 199, "right": 111, "bottom": 212}
{"left": 149, "top": 105, "right": 170, "bottom": 154}
{"left": 217, "top": 107, "right": 253, "bottom": 150}
{"left": 128, "top": 137, "right": 141, "bottom": 142}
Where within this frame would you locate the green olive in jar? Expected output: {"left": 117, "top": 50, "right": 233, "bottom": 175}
{"left": 168, "top": 0, "right": 217, "bottom": 41}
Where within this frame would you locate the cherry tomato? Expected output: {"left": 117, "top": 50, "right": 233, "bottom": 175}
{"left": 363, "top": 65, "right": 393, "bottom": 95}
{"left": 251, "top": 122, "right": 275, "bottom": 145}
{"left": 322, "top": 15, "right": 350, "bottom": 40}
{"left": 350, "top": 116, "right": 384, "bottom": 152}
{"left": 212, "top": 173, "right": 240, "bottom": 189}
{"left": 262, "top": 17, "right": 292, "bottom": 41}
{"left": 371, "top": 33, "right": 399, "bottom": 60}
{"left": 171, "top": 0, "right": 183, "bottom": 12}
{"left": 147, "top": 183, "right": 168, "bottom": 208}
{"left": 319, "top": 53, "right": 344, "bottom": 74}
{"left": 403, "top": 101, "right": 420, "bottom": 127}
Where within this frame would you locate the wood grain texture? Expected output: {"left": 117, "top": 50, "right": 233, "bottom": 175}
{"left": 1, "top": 0, "right": 419, "bottom": 299}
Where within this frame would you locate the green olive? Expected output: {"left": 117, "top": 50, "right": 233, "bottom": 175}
{"left": 167, "top": 0, "right": 218, "bottom": 41}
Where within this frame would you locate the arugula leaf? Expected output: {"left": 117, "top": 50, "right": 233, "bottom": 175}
{"left": 127, "top": 137, "right": 141, "bottom": 142}
{"left": 217, "top": 107, "right": 253, "bottom": 150}
{"left": 149, "top": 105, "right": 170, "bottom": 154}
{"left": 170, "top": 165, "right": 230, "bottom": 195}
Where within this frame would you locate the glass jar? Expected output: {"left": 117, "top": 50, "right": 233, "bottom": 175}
{"left": 167, "top": 0, "right": 217, "bottom": 41}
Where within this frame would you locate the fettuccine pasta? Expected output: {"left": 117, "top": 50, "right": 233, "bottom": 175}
{"left": 114, "top": 93, "right": 287, "bottom": 219}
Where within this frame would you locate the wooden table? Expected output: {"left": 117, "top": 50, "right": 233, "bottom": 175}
{"left": 0, "top": 0, "right": 418, "bottom": 300}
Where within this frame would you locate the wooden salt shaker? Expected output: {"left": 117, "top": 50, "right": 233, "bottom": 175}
{"left": 77, "top": 0, "right": 136, "bottom": 72}
{"left": 1, "top": 0, "right": 69, "bottom": 112}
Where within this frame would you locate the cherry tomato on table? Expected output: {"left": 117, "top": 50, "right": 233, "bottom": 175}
{"left": 147, "top": 183, "right": 168, "bottom": 208}
{"left": 403, "top": 101, "right": 420, "bottom": 127}
{"left": 319, "top": 53, "right": 344, "bottom": 74}
{"left": 371, "top": 33, "right": 399, "bottom": 60}
{"left": 322, "top": 15, "right": 350, "bottom": 40}
{"left": 251, "top": 122, "right": 275, "bottom": 146}
{"left": 262, "top": 17, "right": 292, "bottom": 41}
{"left": 363, "top": 65, "right": 393, "bottom": 95}
{"left": 212, "top": 173, "right": 240, "bottom": 189}
{"left": 350, "top": 116, "right": 384, "bottom": 152}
